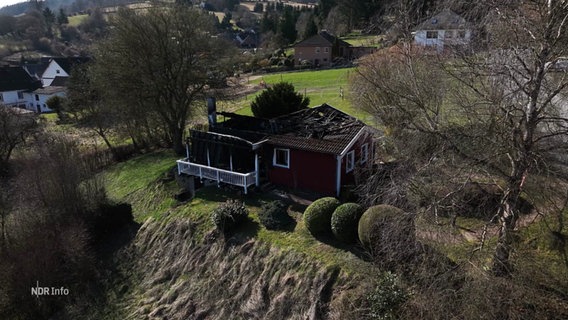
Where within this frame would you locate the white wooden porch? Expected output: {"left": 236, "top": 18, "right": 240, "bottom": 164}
{"left": 177, "top": 160, "right": 258, "bottom": 194}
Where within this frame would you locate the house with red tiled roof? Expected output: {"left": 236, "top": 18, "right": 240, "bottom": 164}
{"left": 294, "top": 31, "right": 378, "bottom": 67}
{"left": 294, "top": 31, "right": 353, "bottom": 67}
{"left": 177, "top": 104, "right": 380, "bottom": 196}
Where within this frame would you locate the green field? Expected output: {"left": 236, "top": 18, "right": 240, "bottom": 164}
{"left": 68, "top": 14, "right": 88, "bottom": 27}
{"left": 228, "top": 68, "right": 374, "bottom": 123}
{"left": 341, "top": 34, "right": 382, "bottom": 48}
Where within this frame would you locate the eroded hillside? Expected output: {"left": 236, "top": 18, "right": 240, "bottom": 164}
{"left": 107, "top": 217, "right": 371, "bottom": 320}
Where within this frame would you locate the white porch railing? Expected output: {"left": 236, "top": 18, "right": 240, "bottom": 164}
{"left": 177, "top": 159, "right": 257, "bottom": 194}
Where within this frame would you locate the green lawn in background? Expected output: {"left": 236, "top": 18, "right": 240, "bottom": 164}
{"left": 230, "top": 68, "right": 374, "bottom": 123}
{"left": 68, "top": 14, "right": 88, "bottom": 27}
{"left": 341, "top": 34, "right": 382, "bottom": 48}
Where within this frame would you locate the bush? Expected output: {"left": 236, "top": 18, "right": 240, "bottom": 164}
{"left": 331, "top": 202, "right": 364, "bottom": 243}
{"left": 212, "top": 199, "right": 249, "bottom": 233}
{"left": 358, "top": 205, "right": 416, "bottom": 265}
{"left": 92, "top": 202, "right": 133, "bottom": 240}
{"left": 303, "top": 197, "right": 340, "bottom": 237}
{"left": 251, "top": 82, "right": 310, "bottom": 118}
{"left": 258, "top": 200, "right": 293, "bottom": 230}
{"left": 367, "top": 271, "right": 408, "bottom": 320}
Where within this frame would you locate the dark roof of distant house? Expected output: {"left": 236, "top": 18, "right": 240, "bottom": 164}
{"left": 51, "top": 57, "right": 91, "bottom": 74}
{"left": 0, "top": 66, "right": 42, "bottom": 92}
{"left": 34, "top": 86, "right": 66, "bottom": 95}
{"left": 294, "top": 31, "right": 352, "bottom": 48}
{"left": 49, "top": 76, "right": 68, "bottom": 87}
{"left": 415, "top": 9, "right": 469, "bottom": 31}
{"left": 22, "top": 60, "right": 50, "bottom": 79}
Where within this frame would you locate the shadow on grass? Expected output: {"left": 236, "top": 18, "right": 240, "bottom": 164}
{"left": 193, "top": 185, "right": 235, "bottom": 202}
{"left": 224, "top": 217, "right": 261, "bottom": 246}
{"left": 312, "top": 232, "right": 372, "bottom": 262}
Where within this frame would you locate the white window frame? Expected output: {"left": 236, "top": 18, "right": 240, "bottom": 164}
{"left": 273, "top": 148, "right": 290, "bottom": 168}
{"left": 17, "top": 91, "right": 24, "bottom": 99}
{"left": 315, "top": 47, "right": 320, "bottom": 53}
{"left": 360, "top": 143, "right": 369, "bottom": 164}
{"left": 346, "top": 150, "right": 355, "bottom": 173}
{"left": 426, "top": 31, "right": 438, "bottom": 39}
{"left": 324, "top": 47, "right": 329, "bottom": 53}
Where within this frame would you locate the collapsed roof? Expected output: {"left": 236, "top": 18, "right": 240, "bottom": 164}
{"left": 210, "top": 104, "right": 372, "bottom": 155}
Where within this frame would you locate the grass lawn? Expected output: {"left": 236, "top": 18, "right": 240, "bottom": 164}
{"left": 103, "top": 150, "right": 568, "bottom": 303}
{"left": 103, "top": 150, "right": 376, "bottom": 274}
{"left": 229, "top": 68, "right": 374, "bottom": 123}
{"left": 341, "top": 34, "right": 382, "bottom": 48}
{"left": 104, "top": 150, "right": 180, "bottom": 221}
{"left": 68, "top": 14, "right": 88, "bottom": 27}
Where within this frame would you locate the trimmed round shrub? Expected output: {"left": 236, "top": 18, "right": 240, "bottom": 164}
{"left": 358, "top": 205, "right": 415, "bottom": 262}
{"left": 331, "top": 202, "right": 364, "bottom": 243}
{"left": 303, "top": 197, "right": 340, "bottom": 237}
{"left": 212, "top": 199, "right": 249, "bottom": 233}
{"left": 258, "top": 200, "right": 293, "bottom": 230}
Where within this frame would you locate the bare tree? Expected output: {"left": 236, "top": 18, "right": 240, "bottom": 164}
{"left": 353, "top": 0, "right": 568, "bottom": 276}
{"left": 92, "top": 5, "right": 236, "bottom": 154}
{"left": 65, "top": 63, "right": 120, "bottom": 158}
{"left": 0, "top": 106, "right": 37, "bottom": 168}
{"left": 0, "top": 183, "right": 10, "bottom": 254}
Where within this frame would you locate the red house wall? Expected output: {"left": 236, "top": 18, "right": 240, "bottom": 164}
{"left": 268, "top": 148, "right": 337, "bottom": 195}
{"left": 341, "top": 134, "right": 374, "bottom": 185}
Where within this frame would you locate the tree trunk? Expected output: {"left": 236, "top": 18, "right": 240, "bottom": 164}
{"left": 0, "top": 211, "right": 5, "bottom": 255}
{"left": 492, "top": 168, "right": 525, "bottom": 276}
{"left": 172, "top": 125, "right": 185, "bottom": 156}
{"left": 96, "top": 128, "right": 119, "bottom": 161}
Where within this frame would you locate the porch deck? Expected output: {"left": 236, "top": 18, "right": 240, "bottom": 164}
{"left": 177, "top": 160, "right": 257, "bottom": 194}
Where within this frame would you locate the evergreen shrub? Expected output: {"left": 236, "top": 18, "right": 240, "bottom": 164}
{"left": 258, "top": 200, "right": 293, "bottom": 230}
{"left": 303, "top": 197, "right": 340, "bottom": 237}
{"left": 212, "top": 199, "right": 249, "bottom": 233}
{"left": 331, "top": 202, "right": 364, "bottom": 243}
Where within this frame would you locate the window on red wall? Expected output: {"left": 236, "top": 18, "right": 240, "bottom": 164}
{"left": 361, "top": 143, "right": 369, "bottom": 164}
{"left": 346, "top": 151, "right": 355, "bottom": 173}
{"left": 273, "top": 148, "right": 290, "bottom": 168}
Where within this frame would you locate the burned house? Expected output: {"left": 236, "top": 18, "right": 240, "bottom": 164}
{"left": 177, "top": 103, "right": 379, "bottom": 196}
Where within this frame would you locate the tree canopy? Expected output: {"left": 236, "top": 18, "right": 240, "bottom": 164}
{"left": 92, "top": 5, "right": 235, "bottom": 154}
{"left": 352, "top": 0, "right": 568, "bottom": 277}
{"left": 251, "top": 82, "right": 310, "bottom": 118}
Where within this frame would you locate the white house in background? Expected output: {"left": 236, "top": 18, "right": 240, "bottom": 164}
{"left": 42, "top": 59, "right": 69, "bottom": 86}
{"left": 24, "top": 86, "right": 66, "bottom": 113}
{"left": 41, "top": 57, "right": 90, "bottom": 86}
{"left": 413, "top": 9, "right": 471, "bottom": 51}
{"left": 0, "top": 66, "right": 42, "bottom": 108}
